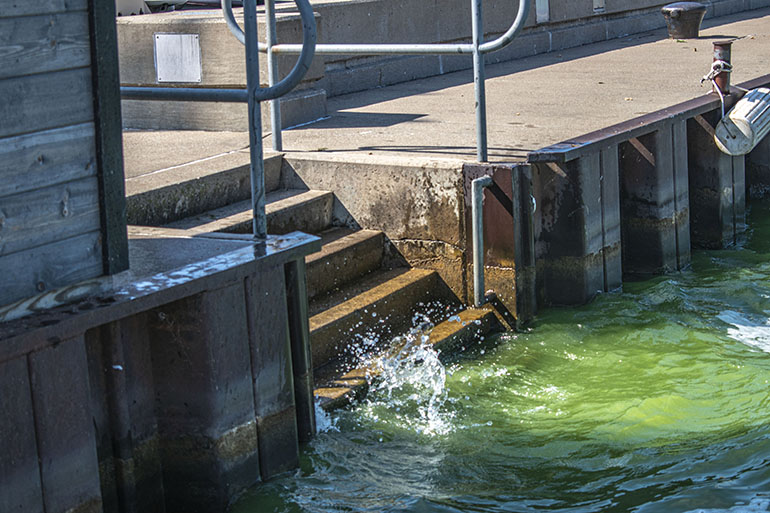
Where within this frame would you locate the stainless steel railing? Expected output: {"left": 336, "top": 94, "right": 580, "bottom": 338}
{"left": 222, "top": 0, "right": 531, "bottom": 162}
{"left": 122, "top": 0, "right": 317, "bottom": 240}
{"left": 121, "top": 0, "right": 530, "bottom": 241}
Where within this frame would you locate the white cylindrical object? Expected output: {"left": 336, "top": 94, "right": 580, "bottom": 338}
{"left": 715, "top": 87, "right": 770, "bottom": 156}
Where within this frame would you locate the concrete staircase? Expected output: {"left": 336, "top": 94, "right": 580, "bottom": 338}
{"left": 125, "top": 151, "right": 507, "bottom": 409}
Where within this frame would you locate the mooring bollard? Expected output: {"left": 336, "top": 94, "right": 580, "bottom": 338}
{"left": 661, "top": 2, "right": 707, "bottom": 39}
{"left": 712, "top": 40, "right": 733, "bottom": 95}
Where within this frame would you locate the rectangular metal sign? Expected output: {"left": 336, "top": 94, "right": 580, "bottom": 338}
{"left": 154, "top": 33, "right": 202, "bottom": 83}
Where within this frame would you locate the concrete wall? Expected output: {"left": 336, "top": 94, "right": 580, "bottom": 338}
{"left": 117, "top": 0, "right": 770, "bottom": 131}
{"left": 280, "top": 154, "right": 532, "bottom": 320}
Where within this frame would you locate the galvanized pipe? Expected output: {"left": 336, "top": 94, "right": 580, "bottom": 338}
{"left": 244, "top": 0, "right": 267, "bottom": 240}
{"left": 120, "top": 86, "right": 248, "bottom": 102}
{"left": 254, "top": 0, "right": 530, "bottom": 56}
{"left": 265, "top": 0, "right": 283, "bottom": 151}
{"left": 222, "top": 0, "right": 316, "bottom": 103}
{"left": 472, "top": 0, "right": 488, "bottom": 162}
{"left": 472, "top": 176, "right": 493, "bottom": 307}
{"left": 221, "top": 0, "right": 530, "bottom": 162}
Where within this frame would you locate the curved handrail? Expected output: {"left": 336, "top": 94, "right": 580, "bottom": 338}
{"left": 222, "top": 0, "right": 317, "bottom": 102}
{"left": 479, "top": 0, "right": 530, "bottom": 54}
{"left": 230, "top": 0, "right": 530, "bottom": 56}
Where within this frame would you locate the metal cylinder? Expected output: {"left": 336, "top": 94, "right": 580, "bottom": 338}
{"left": 660, "top": 2, "right": 707, "bottom": 39}
{"left": 244, "top": 0, "right": 267, "bottom": 240}
{"left": 472, "top": 176, "right": 493, "bottom": 307}
{"left": 713, "top": 40, "right": 732, "bottom": 95}
{"left": 471, "top": 0, "right": 488, "bottom": 162}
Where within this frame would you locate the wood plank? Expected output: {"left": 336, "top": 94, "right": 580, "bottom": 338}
{"left": 0, "top": 67, "right": 93, "bottom": 139}
{"left": 0, "top": 12, "right": 91, "bottom": 80}
{"left": 0, "top": 176, "right": 101, "bottom": 257}
{"left": 0, "top": 0, "right": 88, "bottom": 18}
{"left": 0, "top": 123, "right": 96, "bottom": 198}
{"left": 29, "top": 335, "right": 102, "bottom": 513}
{"left": 89, "top": 0, "right": 129, "bottom": 275}
{"left": 0, "top": 230, "right": 103, "bottom": 307}
{"left": 0, "top": 357, "right": 44, "bottom": 513}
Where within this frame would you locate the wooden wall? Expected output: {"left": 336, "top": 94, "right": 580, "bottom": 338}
{"left": 0, "top": 0, "right": 128, "bottom": 308}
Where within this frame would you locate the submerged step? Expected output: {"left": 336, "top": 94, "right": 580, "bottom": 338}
{"left": 314, "top": 306, "right": 504, "bottom": 411}
{"left": 306, "top": 228, "right": 385, "bottom": 300}
{"left": 309, "top": 267, "right": 458, "bottom": 371}
{"left": 163, "top": 189, "right": 334, "bottom": 235}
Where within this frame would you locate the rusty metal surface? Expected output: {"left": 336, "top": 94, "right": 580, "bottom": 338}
{"left": 713, "top": 40, "right": 733, "bottom": 94}
{"left": 0, "top": 231, "right": 320, "bottom": 363}
{"left": 661, "top": 2, "right": 707, "bottom": 39}
{"left": 528, "top": 74, "right": 770, "bottom": 164}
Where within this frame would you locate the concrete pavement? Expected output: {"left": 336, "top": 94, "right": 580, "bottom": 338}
{"left": 123, "top": 7, "right": 770, "bottom": 172}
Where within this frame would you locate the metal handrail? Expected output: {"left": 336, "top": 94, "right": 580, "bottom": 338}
{"left": 472, "top": 176, "right": 494, "bottom": 307}
{"left": 122, "top": 0, "right": 317, "bottom": 240}
{"left": 222, "top": 0, "right": 531, "bottom": 161}
{"left": 222, "top": 1, "right": 529, "bottom": 55}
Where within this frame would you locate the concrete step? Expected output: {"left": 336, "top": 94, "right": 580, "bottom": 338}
{"left": 125, "top": 147, "right": 283, "bottom": 226}
{"left": 314, "top": 305, "right": 505, "bottom": 411}
{"left": 163, "top": 188, "right": 334, "bottom": 235}
{"left": 306, "top": 228, "right": 384, "bottom": 300}
{"left": 309, "top": 267, "right": 459, "bottom": 371}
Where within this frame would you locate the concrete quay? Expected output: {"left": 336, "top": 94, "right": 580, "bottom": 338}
{"left": 124, "top": 7, "right": 770, "bottom": 313}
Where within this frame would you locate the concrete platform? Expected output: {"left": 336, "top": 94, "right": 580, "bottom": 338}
{"left": 123, "top": 7, "right": 770, "bottom": 167}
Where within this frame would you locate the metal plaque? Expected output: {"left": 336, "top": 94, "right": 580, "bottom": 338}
{"left": 154, "top": 33, "right": 202, "bottom": 83}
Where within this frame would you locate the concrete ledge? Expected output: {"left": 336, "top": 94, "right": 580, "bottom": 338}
{"left": 125, "top": 144, "right": 283, "bottom": 226}
{"left": 121, "top": 87, "right": 327, "bottom": 131}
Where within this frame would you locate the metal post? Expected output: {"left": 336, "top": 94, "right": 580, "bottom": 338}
{"left": 472, "top": 176, "right": 493, "bottom": 306}
{"left": 265, "top": 0, "right": 283, "bottom": 151}
{"left": 471, "top": 0, "right": 488, "bottom": 162}
{"left": 713, "top": 40, "right": 732, "bottom": 95}
{"left": 244, "top": 0, "right": 267, "bottom": 240}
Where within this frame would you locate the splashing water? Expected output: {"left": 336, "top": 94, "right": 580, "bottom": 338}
{"left": 362, "top": 316, "right": 454, "bottom": 436}
{"left": 233, "top": 201, "right": 770, "bottom": 513}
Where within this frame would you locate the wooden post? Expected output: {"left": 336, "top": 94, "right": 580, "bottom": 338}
{"left": 532, "top": 150, "right": 621, "bottom": 306}
{"left": 688, "top": 111, "right": 746, "bottom": 248}
{"left": 619, "top": 122, "right": 690, "bottom": 274}
{"left": 88, "top": 0, "right": 129, "bottom": 274}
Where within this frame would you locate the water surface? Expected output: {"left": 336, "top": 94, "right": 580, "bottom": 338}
{"left": 235, "top": 201, "right": 770, "bottom": 513}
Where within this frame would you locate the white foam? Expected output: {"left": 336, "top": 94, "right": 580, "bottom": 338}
{"left": 717, "top": 310, "right": 770, "bottom": 353}
{"left": 685, "top": 497, "right": 770, "bottom": 513}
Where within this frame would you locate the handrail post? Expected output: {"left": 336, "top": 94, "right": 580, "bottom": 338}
{"left": 265, "top": 0, "right": 283, "bottom": 151}
{"left": 472, "top": 176, "right": 493, "bottom": 306}
{"left": 471, "top": 0, "right": 488, "bottom": 162}
{"left": 244, "top": 0, "right": 267, "bottom": 240}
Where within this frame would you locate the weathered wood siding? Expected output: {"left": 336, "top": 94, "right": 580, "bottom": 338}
{"left": 0, "top": 2, "right": 126, "bottom": 308}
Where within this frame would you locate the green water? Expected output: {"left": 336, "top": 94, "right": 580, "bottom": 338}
{"left": 236, "top": 201, "right": 770, "bottom": 513}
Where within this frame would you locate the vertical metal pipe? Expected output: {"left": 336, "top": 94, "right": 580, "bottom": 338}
{"left": 244, "top": 0, "right": 267, "bottom": 240}
{"left": 472, "top": 176, "right": 493, "bottom": 306}
{"left": 713, "top": 40, "right": 732, "bottom": 95}
{"left": 471, "top": 0, "right": 488, "bottom": 162}
{"left": 265, "top": 0, "right": 283, "bottom": 150}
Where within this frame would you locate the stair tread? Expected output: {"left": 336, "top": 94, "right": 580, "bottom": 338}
{"left": 164, "top": 189, "right": 331, "bottom": 232}
{"left": 307, "top": 227, "right": 382, "bottom": 264}
{"left": 308, "top": 267, "right": 431, "bottom": 324}
{"left": 314, "top": 305, "right": 503, "bottom": 411}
